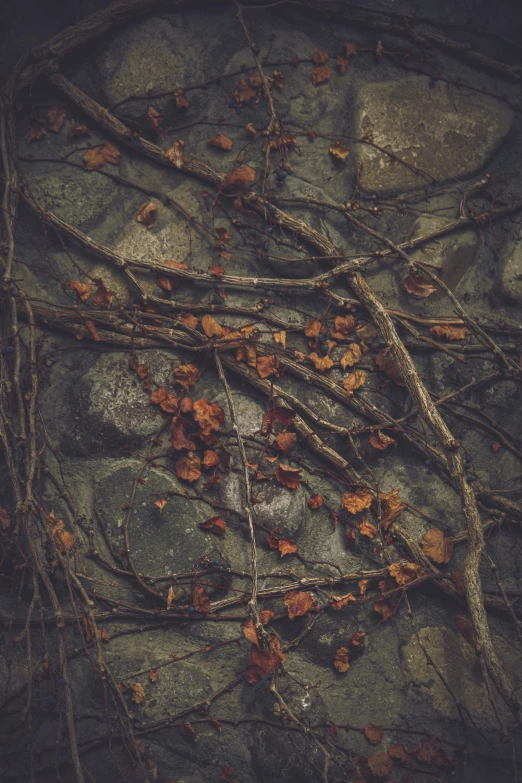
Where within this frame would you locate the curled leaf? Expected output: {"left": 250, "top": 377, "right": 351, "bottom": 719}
{"left": 164, "top": 139, "right": 185, "bottom": 168}
{"left": 369, "top": 430, "right": 397, "bottom": 450}
{"left": 156, "top": 260, "right": 188, "bottom": 291}
{"left": 342, "top": 488, "right": 373, "bottom": 514}
{"left": 360, "top": 519, "right": 377, "bottom": 538}
{"left": 69, "top": 280, "right": 92, "bottom": 302}
{"left": 174, "top": 452, "right": 201, "bottom": 483}
{"left": 389, "top": 561, "right": 424, "bottom": 585}
{"left": 174, "top": 88, "right": 189, "bottom": 109}
{"left": 309, "top": 352, "right": 333, "bottom": 372}
{"left": 329, "top": 141, "right": 350, "bottom": 160}
{"left": 208, "top": 132, "right": 233, "bottom": 151}
{"left": 284, "top": 590, "right": 313, "bottom": 619}
{"left": 343, "top": 370, "right": 366, "bottom": 394}
{"left": 403, "top": 272, "right": 437, "bottom": 297}
{"left": 193, "top": 585, "right": 210, "bottom": 613}
{"left": 136, "top": 201, "right": 158, "bottom": 229}
{"left": 379, "top": 488, "right": 406, "bottom": 530}
{"left": 340, "top": 344, "right": 361, "bottom": 370}
{"left": 430, "top": 324, "right": 468, "bottom": 341}
{"left": 267, "top": 534, "right": 297, "bottom": 557}
{"left": 333, "top": 647, "right": 350, "bottom": 673}
{"left": 308, "top": 494, "right": 324, "bottom": 509}
{"left": 173, "top": 363, "right": 199, "bottom": 390}
{"left": 376, "top": 349, "right": 404, "bottom": 385}
{"left": 201, "top": 314, "right": 225, "bottom": 338}
{"left": 46, "top": 105, "right": 66, "bottom": 133}
{"left": 198, "top": 516, "right": 226, "bottom": 536}
{"left": 275, "top": 464, "right": 302, "bottom": 489}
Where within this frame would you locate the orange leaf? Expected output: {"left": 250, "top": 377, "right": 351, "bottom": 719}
{"left": 421, "top": 527, "right": 454, "bottom": 564}
{"left": 156, "top": 260, "right": 188, "bottom": 291}
{"left": 83, "top": 148, "right": 105, "bottom": 170}
{"left": 259, "top": 609, "right": 274, "bottom": 625}
{"left": 210, "top": 265, "right": 225, "bottom": 277}
{"left": 173, "top": 363, "right": 199, "bottom": 390}
{"left": 85, "top": 320, "right": 101, "bottom": 342}
{"left": 155, "top": 498, "right": 167, "bottom": 512}
{"left": 360, "top": 519, "right": 377, "bottom": 538}
{"left": 379, "top": 488, "right": 406, "bottom": 530}
{"left": 313, "top": 48, "right": 329, "bottom": 65}
{"left": 164, "top": 139, "right": 185, "bottom": 168}
{"left": 236, "top": 341, "right": 257, "bottom": 367}
{"left": 273, "top": 330, "right": 286, "bottom": 348}
{"left": 311, "top": 64, "right": 332, "bottom": 85}
{"left": 193, "top": 585, "right": 210, "bottom": 613}
{"left": 174, "top": 88, "right": 189, "bottom": 108}
{"left": 333, "top": 315, "right": 355, "bottom": 336}
{"left": 174, "top": 452, "right": 201, "bottom": 482}
{"left": 275, "top": 432, "right": 297, "bottom": 452}
{"left": 242, "top": 618, "right": 259, "bottom": 646}
{"left": 93, "top": 280, "right": 113, "bottom": 306}
{"left": 373, "top": 597, "right": 396, "bottom": 620}
{"left": 388, "top": 743, "right": 413, "bottom": 765}
{"left": 166, "top": 585, "right": 175, "bottom": 609}
{"left": 245, "top": 633, "right": 285, "bottom": 682}
{"left": 340, "top": 343, "right": 361, "bottom": 370}
{"left": 131, "top": 682, "right": 146, "bottom": 704}
{"left": 329, "top": 141, "right": 350, "bottom": 160}
{"left": 267, "top": 534, "right": 297, "bottom": 557}
{"left": 208, "top": 133, "right": 233, "bottom": 151}
{"left": 180, "top": 396, "right": 193, "bottom": 413}
{"left": 67, "top": 121, "right": 90, "bottom": 140}
{"left": 283, "top": 590, "right": 313, "bottom": 619}
{"left": 414, "top": 735, "right": 451, "bottom": 767}
{"left": 202, "top": 449, "right": 220, "bottom": 468}
{"left": 389, "top": 561, "right": 424, "bottom": 586}
{"left": 356, "top": 322, "right": 378, "bottom": 341}
{"left": 344, "top": 41, "right": 357, "bottom": 57}
{"left": 69, "top": 280, "right": 92, "bottom": 302}
{"left": 342, "top": 489, "right": 372, "bottom": 514}
{"left": 308, "top": 494, "right": 324, "bottom": 509}
{"left": 256, "top": 355, "right": 279, "bottom": 379}
{"left": 364, "top": 723, "right": 384, "bottom": 745}
{"left": 27, "top": 117, "right": 47, "bottom": 144}
{"left": 304, "top": 319, "right": 322, "bottom": 338}
{"left": 193, "top": 399, "right": 225, "bottom": 436}
{"left": 273, "top": 70, "right": 285, "bottom": 89}
{"left": 275, "top": 464, "right": 302, "bottom": 489}
{"left": 198, "top": 516, "right": 226, "bottom": 536}
{"left": 149, "top": 668, "right": 159, "bottom": 682}
{"left": 331, "top": 593, "right": 356, "bottom": 610}
{"left": 430, "top": 324, "right": 468, "bottom": 341}
{"left": 333, "top": 647, "right": 350, "bottom": 673}
{"left": 337, "top": 56, "right": 349, "bottom": 75}
{"left": 351, "top": 631, "right": 365, "bottom": 645}
{"left": 143, "top": 105, "right": 162, "bottom": 135}
{"left": 179, "top": 313, "right": 199, "bottom": 329}
{"left": 358, "top": 579, "right": 369, "bottom": 597}
{"left": 201, "top": 314, "right": 225, "bottom": 337}
{"left": 46, "top": 105, "right": 66, "bottom": 133}
{"left": 100, "top": 142, "right": 120, "bottom": 164}
{"left": 309, "top": 353, "right": 333, "bottom": 372}
{"left": 224, "top": 165, "right": 256, "bottom": 188}
{"left": 369, "top": 430, "right": 397, "bottom": 450}
{"left": 46, "top": 512, "right": 73, "bottom": 553}
{"left": 244, "top": 122, "right": 257, "bottom": 137}
{"left": 343, "top": 370, "right": 366, "bottom": 394}
{"left": 368, "top": 752, "right": 392, "bottom": 777}
{"left": 170, "top": 415, "right": 196, "bottom": 451}
{"left": 136, "top": 201, "right": 158, "bottom": 229}
{"left": 403, "top": 272, "right": 437, "bottom": 297}
{"left": 177, "top": 719, "right": 199, "bottom": 743}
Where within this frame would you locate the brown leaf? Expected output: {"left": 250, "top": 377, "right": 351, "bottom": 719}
{"left": 337, "top": 56, "right": 349, "bottom": 75}
{"left": 234, "top": 77, "right": 258, "bottom": 103}
{"left": 193, "top": 399, "right": 225, "bottom": 436}
{"left": 210, "top": 265, "right": 225, "bottom": 277}
{"left": 333, "top": 647, "right": 350, "bottom": 673}
{"left": 84, "top": 320, "right": 101, "bottom": 342}
{"left": 27, "top": 117, "right": 47, "bottom": 144}
{"left": 46, "top": 511, "right": 73, "bottom": 553}
{"left": 242, "top": 617, "right": 259, "bottom": 646}
{"left": 259, "top": 609, "right": 274, "bottom": 625}
{"left": 368, "top": 752, "right": 392, "bottom": 777}
{"left": 236, "top": 340, "right": 257, "bottom": 367}
{"left": 329, "top": 141, "right": 350, "bottom": 160}
{"left": 155, "top": 497, "right": 167, "bottom": 512}
{"left": 313, "top": 48, "right": 329, "bottom": 65}
{"left": 340, "top": 343, "right": 362, "bottom": 370}
{"left": 273, "top": 70, "right": 285, "bottom": 89}
{"left": 369, "top": 430, "right": 397, "bottom": 450}
{"left": 345, "top": 528, "right": 357, "bottom": 547}
{"left": 177, "top": 719, "right": 199, "bottom": 743}
{"left": 275, "top": 464, "right": 302, "bottom": 490}
{"left": 273, "top": 330, "right": 286, "bottom": 348}
{"left": 373, "top": 597, "right": 396, "bottom": 620}
{"left": 69, "top": 280, "right": 92, "bottom": 302}
{"left": 376, "top": 349, "right": 404, "bottom": 385}
{"left": 143, "top": 105, "right": 162, "bottom": 135}
{"left": 198, "top": 516, "right": 226, "bottom": 536}
{"left": 193, "top": 585, "right": 210, "bottom": 613}
{"left": 267, "top": 534, "right": 297, "bottom": 557}
{"left": 283, "top": 590, "right": 313, "bottom": 619}
{"left": 244, "top": 122, "right": 257, "bottom": 137}
{"left": 201, "top": 314, "right": 225, "bottom": 338}
{"left": 256, "top": 355, "right": 279, "bottom": 379}
{"left": 421, "top": 527, "right": 454, "bottom": 564}
{"left": 100, "top": 141, "right": 120, "bottom": 164}
{"left": 174, "top": 452, "right": 201, "bottom": 483}
{"left": 83, "top": 147, "right": 105, "bottom": 170}
{"left": 344, "top": 41, "right": 357, "bottom": 57}
{"left": 166, "top": 585, "right": 175, "bottom": 609}
{"left": 430, "top": 324, "right": 468, "bottom": 341}
{"left": 375, "top": 40, "right": 384, "bottom": 61}
{"left": 389, "top": 561, "right": 424, "bottom": 586}
{"left": 136, "top": 201, "right": 158, "bottom": 229}
{"left": 174, "top": 88, "right": 189, "bottom": 108}
{"left": 364, "top": 723, "right": 384, "bottom": 745}
{"left": 309, "top": 353, "right": 333, "bottom": 372}
{"left": 170, "top": 415, "right": 196, "bottom": 451}
{"left": 46, "top": 105, "right": 66, "bottom": 133}
{"left": 331, "top": 593, "right": 356, "bottom": 610}
{"left": 203, "top": 449, "right": 220, "bottom": 468}
{"left": 131, "top": 683, "right": 146, "bottom": 704}
{"left": 304, "top": 319, "right": 322, "bottom": 338}
{"left": 379, "top": 488, "right": 406, "bottom": 530}
{"left": 164, "top": 139, "right": 185, "bottom": 168}
{"left": 67, "top": 121, "right": 91, "bottom": 140}
{"left": 333, "top": 315, "right": 355, "bottom": 337}
{"left": 149, "top": 668, "right": 160, "bottom": 682}
{"left": 343, "top": 370, "right": 366, "bottom": 395}
{"left": 358, "top": 579, "right": 369, "bottom": 597}
{"left": 414, "top": 735, "right": 451, "bottom": 767}
{"left": 342, "top": 489, "right": 373, "bottom": 514}
{"left": 360, "top": 519, "right": 377, "bottom": 539}
{"left": 0, "top": 507, "right": 11, "bottom": 531}
{"left": 308, "top": 494, "right": 324, "bottom": 509}
{"left": 208, "top": 132, "right": 233, "bottom": 151}
{"left": 224, "top": 165, "right": 256, "bottom": 188}
{"left": 311, "top": 64, "right": 332, "bottom": 86}
{"left": 156, "top": 260, "right": 188, "bottom": 291}
{"left": 455, "top": 615, "right": 474, "bottom": 646}
{"left": 173, "top": 363, "right": 199, "bottom": 390}
{"left": 403, "top": 272, "right": 437, "bottom": 298}
{"left": 351, "top": 631, "right": 365, "bottom": 645}
{"left": 356, "top": 322, "right": 378, "bottom": 342}
{"left": 180, "top": 396, "right": 194, "bottom": 413}
{"left": 388, "top": 743, "right": 412, "bottom": 765}
{"left": 179, "top": 313, "right": 199, "bottom": 329}
{"left": 245, "top": 633, "right": 285, "bottom": 682}
{"left": 93, "top": 280, "right": 113, "bottom": 306}
{"left": 275, "top": 432, "right": 297, "bottom": 453}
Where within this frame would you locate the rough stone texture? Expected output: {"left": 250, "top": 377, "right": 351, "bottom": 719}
{"left": 500, "top": 231, "right": 522, "bottom": 303}
{"left": 354, "top": 77, "right": 513, "bottom": 194}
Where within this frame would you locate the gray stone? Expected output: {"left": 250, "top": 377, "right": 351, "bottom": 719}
{"left": 500, "top": 231, "right": 522, "bottom": 303}
{"left": 354, "top": 77, "right": 513, "bottom": 194}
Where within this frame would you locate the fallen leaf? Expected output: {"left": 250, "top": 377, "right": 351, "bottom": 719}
{"left": 340, "top": 344, "right": 362, "bottom": 370}
{"left": 403, "top": 272, "right": 437, "bottom": 297}
{"left": 379, "top": 488, "right": 406, "bottom": 530}
{"left": 46, "top": 511, "right": 73, "bottom": 553}
{"left": 267, "top": 534, "right": 297, "bottom": 557}
{"left": 351, "top": 631, "right": 365, "bottom": 645}
{"left": 208, "top": 132, "right": 233, "bottom": 151}
{"left": 46, "top": 105, "right": 66, "bottom": 133}
{"left": 224, "top": 165, "right": 256, "bottom": 188}
{"left": 242, "top": 617, "right": 259, "bottom": 646}
{"left": 375, "top": 40, "right": 384, "bottom": 61}
{"left": 331, "top": 593, "right": 356, "bottom": 610}
{"left": 329, "top": 141, "right": 350, "bottom": 160}
{"left": 210, "top": 264, "right": 225, "bottom": 277}
{"left": 174, "top": 452, "right": 202, "bottom": 482}
{"left": 67, "top": 121, "right": 91, "bottom": 140}
{"left": 179, "top": 313, "right": 199, "bottom": 329}
{"left": 173, "top": 363, "right": 199, "bottom": 390}
{"left": 309, "top": 352, "right": 333, "bottom": 372}
{"left": 346, "top": 528, "right": 357, "bottom": 547}
{"left": 333, "top": 647, "right": 350, "bottom": 673}
{"left": 283, "top": 590, "right": 313, "bottom": 619}
{"left": 376, "top": 349, "right": 404, "bottom": 385}
{"left": 275, "top": 464, "right": 302, "bottom": 489}
{"left": 170, "top": 415, "right": 196, "bottom": 451}
{"left": 93, "top": 280, "right": 113, "bottom": 306}
{"left": 201, "top": 314, "right": 225, "bottom": 338}
{"left": 360, "top": 519, "right": 377, "bottom": 538}
{"left": 273, "top": 330, "right": 286, "bottom": 348}
{"left": 364, "top": 724, "right": 384, "bottom": 745}
{"left": 174, "top": 88, "right": 189, "bottom": 109}
{"left": 313, "top": 48, "right": 329, "bottom": 65}
{"left": 155, "top": 498, "right": 167, "bottom": 512}
{"left": 193, "top": 400, "right": 225, "bottom": 438}
{"left": 244, "top": 122, "right": 257, "bottom": 137}
{"left": 164, "top": 139, "right": 185, "bottom": 168}
{"left": 149, "top": 668, "right": 160, "bottom": 682}
{"left": 308, "top": 494, "right": 324, "bottom": 509}
{"left": 344, "top": 41, "right": 357, "bottom": 57}
{"left": 198, "top": 516, "right": 226, "bottom": 536}
{"left": 166, "top": 585, "right": 175, "bottom": 609}
{"left": 131, "top": 683, "right": 146, "bottom": 704}
{"left": 177, "top": 719, "right": 199, "bottom": 743}
{"left": 343, "top": 370, "right": 366, "bottom": 394}
{"left": 0, "top": 507, "right": 11, "bottom": 530}
{"left": 342, "top": 489, "right": 373, "bottom": 514}
{"left": 275, "top": 432, "right": 297, "bottom": 452}
{"left": 311, "top": 65, "right": 332, "bottom": 86}
{"left": 84, "top": 320, "right": 100, "bottom": 341}
{"left": 430, "top": 324, "right": 468, "bottom": 341}
{"left": 27, "top": 118, "right": 47, "bottom": 144}
{"left": 388, "top": 743, "right": 412, "bottom": 765}
{"left": 273, "top": 70, "right": 285, "bottom": 89}
{"left": 356, "top": 322, "right": 378, "bottom": 342}
{"left": 193, "top": 585, "right": 210, "bottom": 613}
{"left": 414, "top": 735, "right": 451, "bottom": 767}
{"left": 389, "top": 561, "right": 424, "bottom": 585}
{"left": 202, "top": 449, "right": 220, "bottom": 468}
{"left": 234, "top": 77, "right": 258, "bottom": 103}
{"left": 369, "top": 430, "right": 397, "bottom": 450}
{"left": 245, "top": 633, "right": 285, "bottom": 682}
{"left": 256, "top": 355, "right": 279, "bottom": 379}
{"left": 368, "top": 752, "right": 392, "bottom": 777}
{"left": 143, "top": 105, "right": 162, "bottom": 135}
{"left": 151, "top": 386, "right": 178, "bottom": 413}
{"left": 260, "top": 609, "right": 274, "bottom": 625}
{"left": 337, "top": 56, "right": 349, "bottom": 75}
{"left": 83, "top": 147, "right": 105, "bottom": 170}
{"left": 69, "top": 280, "right": 92, "bottom": 302}
{"left": 421, "top": 527, "right": 454, "bottom": 564}
{"left": 332, "top": 315, "right": 355, "bottom": 338}
{"left": 136, "top": 201, "right": 158, "bottom": 229}
{"left": 236, "top": 340, "right": 257, "bottom": 367}
{"left": 304, "top": 319, "right": 322, "bottom": 338}
{"left": 455, "top": 614, "right": 474, "bottom": 646}
{"left": 156, "top": 260, "right": 188, "bottom": 291}
{"left": 373, "top": 597, "right": 396, "bottom": 620}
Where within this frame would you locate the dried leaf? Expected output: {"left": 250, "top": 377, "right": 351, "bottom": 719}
{"left": 208, "top": 132, "right": 233, "bottom": 151}
{"left": 414, "top": 735, "right": 451, "bottom": 767}
{"left": 333, "top": 647, "right": 350, "bottom": 673}
{"left": 46, "top": 105, "right": 66, "bottom": 133}
{"left": 178, "top": 313, "right": 199, "bottom": 329}
{"left": 170, "top": 415, "right": 196, "bottom": 451}
{"left": 201, "top": 314, "right": 225, "bottom": 338}
{"left": 351, "top": 631, "right": 365, "bottom": 645}
{"left": 174, "top": 452, "right": 201, "bottom": 483}
{"left": 173, "top": 363, "right": 199, "bottom": 390}
{"left": 344, "top": 41, "right": 357, "bottom": 57}
{"left": 156, "top": 260, "right": 188, "bottom": 291}
{"left": 308, "top": 494, "right": 324, "bottom": 509}
{"left": 210, "top": 264, "right": 225, "bottom": 277}
{"left": 379, "top": 488, "right": 406, "bottom": 530}
{"left": 69, "top": 280, "right": 92, "bottom": 302}
{"left": 356, "top": 322, "right": 378, "bottom": 342}
{"left": 164, "top": 139, "right": 185, "bottom": 168}
{"left": 368, "top": 752, "right": 392, "bottom": 777}
{"left": 256, "top": 355, "right": 279, "bottom": 379}
{"left": 273, "top": 330, "right": 286, "bottom": 348}
{"left": 342, "top": 489, "right": 373, "bottom": 514}
{"left": 275, "top": 432, "right": 297, "bottom": 453}
{"left": 283, "top": 590, "right": 313, "bottom": 619}
{"left": 245, "top": 633, "right": 285, "bottom": 682}
{"left": 166, "top": 586, "right": 175, "bottom": 609}
{"left": 358, "top": 579, "right": 369, "bottom": 597}
{"left": 329, "top": 141, "right": 350, "bottom": 160}
{"left": 136, "top": 201, "right": 158, "bottom": 229}
{"left": 198, "top": 516, "right": 226, "bottom": 536}
{"left": 376, "top": 349, "right": 404, "bottom": 385}
{"left": 0, "top": 507, "right": 11, "bottom": 530}
{"left": 369, "top": 430, "right": 397, "bottom": 450}
{"left": 259, "top": 609, "right": 274, "bottom": 625}
{"left": 333, "top": 315, "right": 355, "bottom": 337}
{"left": 203, "top": 449, "right": 220, "bottom": 468}
{"left": 83, "top": 147, "right": 105, "bottom": 170}
{"left": 93, "top": 280, "right": 113, "bottom": 306}
{"left": 267, "top": 534, "right": 297, "bottom": 557}
{"left": 46, "top": 511, "right": 73, "bottom": 553}
{"left": 67, "top": 121, "right": 91, "bottom": 140}
{"left": 131, "top": 683, "right": 146, "bottom": 704}
{"left": 275, "top": 464, "right": 302, "bottom": 490}
{"left": 375, "top": 40, "right": 384, "bottom": 61}
{"left": 340, "top": 344, "right": 362, "bottom": 370}
{"left": 174, "top": 88, "right": 189, "bottom": 109}
{"left": 273, "top": 70, "right": 285, "bottom": 89}
{"left": 177, "top": 719, "right": 199, "bottom": 743}
{"left": 155, "top": 498, "right": 167, "bottom": 512}
{"left": 331, "top": 593, "right": 356, "bottom": 610}
{"left": 236, "top": 340, "right": 257, "bottom": 367}
{"left": 430, "top": 324, "right": 468, "bottom": 341}
{"left": 455, "top": 614, "right": 474, "bottom": 646}
{"left": 311, "top": 64, "right": 332, "bottom": 86}
{"left": 193, "top": 585, "right": 210, "bottom": 613}
{"left": 313, "top": 48, "right": 329, "bottom": 65}
{"left": 234, "top": 77, "right": 258, "bottom": 103}
{"left": 373, "top": 597, "right": 396, "bottom": 620}
{"left": 337, "top": 56, "right": 349, "bottom": 75}
{"left": 143, "top": 105, "right": 162, "bottom": 134}
{"left": 403, "top": 272, "right": 437, "bottom": 297}
{"left": 343, "top": 370, "right": 366, "bottom": 394}
{"left": 389, "top": 561, "right": 424, "bottom": 586}
{"left": 309, "top": 352, "right": 333, "bottom": 372}
{"left": 242, "top": 618, "right": 259, "bottom": 646}
{"left": 244, "top": 122, "right": 257, "bottom": 137}
{"left": 27, "top": 118, "right": 47, "bottom": 144}
{"left": 149, "top": 668, "right": 160, "bottom": 683}
{"left": 84, "top": 320, "right": 100, "bottom": 341}
{"left": 364, "top": 723, "right": 384, "bottom": 745}
{"left": 388, "top": 743, "right": 412, "bottom": 765}
{"left": 224, "top": 165, "right": 256, "bottom": 188}
{"left": 421, "top": 527, "right": 454, "bottom": 564}
{"left": 304, "top": 319, "right": 322, "bottom": 338}
{"left": 360, "top": 519, "right": 377, "bottom": 539}
{"left": 193, "top": 399, "right": 225, "bottom": 437}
